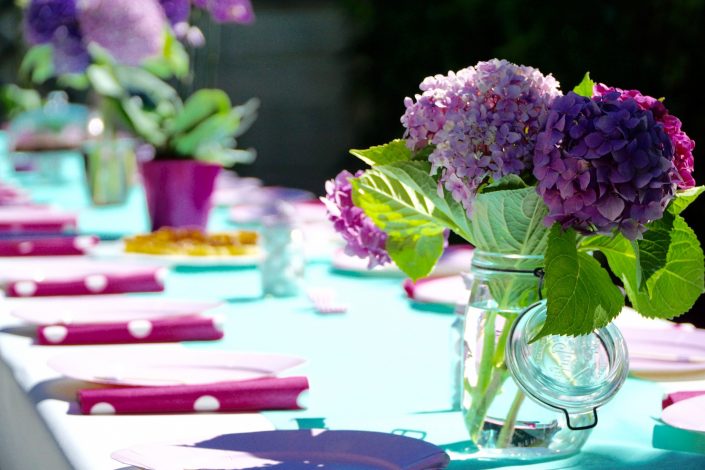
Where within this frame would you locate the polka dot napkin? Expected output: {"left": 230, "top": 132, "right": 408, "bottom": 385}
{"left": 77, "top": 376, "right": 309, "bottom": 415}
{"left": 37, "top": 315, "right": 224, "bottom": 345}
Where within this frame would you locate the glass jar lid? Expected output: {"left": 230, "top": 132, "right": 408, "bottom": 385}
{"left": 505, "top": 300, "right": 629, "bottom": 430}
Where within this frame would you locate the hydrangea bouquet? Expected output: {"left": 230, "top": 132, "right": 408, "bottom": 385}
{"left": 326, "top": 59, "right": 703, "bottom": 339}
{"left": 325, "top": 59, "right": 703, "bottom": 449}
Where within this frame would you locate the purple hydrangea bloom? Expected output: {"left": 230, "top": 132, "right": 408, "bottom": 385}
{"left": 159, "top": 0, "right": 191, "bottom": 26}
{"left": 401, "top": 59, "right": 562, "bottom": 216}
{"left": 24, "top": 0, "right": 90, "bottom": 74}
{"left": 534, "top": 91, "right": 677, "bottom": 239}
{"left": 594, "top": 83, "right": 695, "bottom": 189}
{"left": 193, "top": 0, "right": 255, "bottom": 24}
{"left": 323, "top": 170, "right": 391, "bottom": 269}
{"left": 78, "top": 0, "right": 166, "bottom": 67}
{"left": 24, "top": 0, "right": 78, "bottom": 44}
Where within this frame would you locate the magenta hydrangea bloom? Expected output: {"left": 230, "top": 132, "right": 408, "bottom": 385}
{"left": 78, "top": 0, "right": 166, "bottom": 67}
{"left": 323, "top": 170, "right": 391, "bottom": 269}
{"left": 534, "top": 91, "right": 677, "bottom": 239}
{"left": 594, "top": 83, "right": 695, "bottom": 189}
{"left": 401, "top": 59, "right": 562, "bottom": 216}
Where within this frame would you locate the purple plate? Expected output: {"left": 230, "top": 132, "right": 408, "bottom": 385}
{"left": 112, "top": 430, "right": 449, "bottom": 470}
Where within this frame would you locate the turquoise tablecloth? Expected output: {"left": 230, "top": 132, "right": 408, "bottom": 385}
{"left": 1, "top": 141, "right": 704, "bottom": 469}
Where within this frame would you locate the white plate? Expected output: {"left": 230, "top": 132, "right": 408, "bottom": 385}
{"left": 111, "top": 430, "right": 449, "bottom": 470}
{"left": 7, "top": 296, "right": 222, "bottom": 325}
{"left": 662, "top": 394, "right": 705, "bottom": 433}
{"left": 88, "top": 241, "right": 263, "bottom": 267}
{"left": 48, "top": 347, "right": 306, "bottom": 386}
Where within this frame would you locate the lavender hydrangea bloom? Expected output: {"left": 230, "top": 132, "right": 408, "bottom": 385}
{"left": 158, "top": 0, "right": 191, "bottom": 25}
{"left": 78, "top": 0, "right": 166, "bottom": 66}
{"left": 51, "top": 24, "right": 91, "bottom": 74}
{"left": 534, "top": 91, "right": 677, "bottom": 239}
{"left": 594, "top": 83, "right": 695, "bottom": 189}
{"left": 401, "top": 59, "right": 562, "bottom": 216}
{"left": 323, "top": 170, "right": 391, "bottom": 269}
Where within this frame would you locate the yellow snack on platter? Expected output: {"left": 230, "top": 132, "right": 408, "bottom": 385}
{"left": 124, "top": 227, "right": 259, "bottom": 257}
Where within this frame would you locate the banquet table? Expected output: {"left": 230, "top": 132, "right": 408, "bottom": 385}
{"left": 1, "top": 145, "right": 705, "bottom": 470}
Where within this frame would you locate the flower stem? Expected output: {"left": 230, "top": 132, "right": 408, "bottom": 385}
{"left": 496, "top": 389, "right": 525, "bottom": 448}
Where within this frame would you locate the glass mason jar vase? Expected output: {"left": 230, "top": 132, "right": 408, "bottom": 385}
{"left": 454, "top": 250, "right": 628, "bottom": 461}
{"left": 83, "top": 138, "right": 136, "bottom": 206}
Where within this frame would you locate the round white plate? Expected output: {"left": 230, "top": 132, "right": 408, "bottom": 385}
{"left": 662, "top": 394, "right": 705, "bottom": 433}
{"left": 48, "top": 347, "right": 306, "bottom": 386}
{"left": 88, "top": 241, "right": 263, "bottom": 267}
{"left": 7, "top": 296, "right": 222, "bottom": 325}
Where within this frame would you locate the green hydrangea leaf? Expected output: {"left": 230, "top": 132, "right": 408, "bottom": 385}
{"left": 627, "top": 216, "right": 704, "bottom": 318}
{"left": 581, "top": 215, "right": 705, "bottom": 319}
{"left": 536, "top": 225, "right": 624, "bottom": 340}
{"left": 374, "top": 161, "right": 473, "bottom": 242}
{"left": 351, "top": 169, "right": 447, "bottom": 280}
{"left": 469, "top": 187, "right": 550, "bottom": 258}
{"left": 350, "top": 140, "right": 414, "bottom": 166}
{"left": 573, "top": 72, "right": 595, "bottom": 98}
{"left": 668, "top": 186, "right": 705, "bottom": 215}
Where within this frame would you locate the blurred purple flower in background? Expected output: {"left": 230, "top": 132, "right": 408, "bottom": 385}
{"left": 594, "top": 83, "right": 695, "bottom": 189}
{"left": 401, "top": 59, "right": 562, "bottom": 216}
{"left": 78, "top": 0, "right": 166, "bottom": 67}
{"left": 323, "top": 170, "right": 391, "bottom": 269}
{"left": 159, "top": 0, "right": 191, "bottom": 26}
{"left": 24, "top": 0, "right": 90, "bottom": 74}
{"left": 192, "top": 0, "right": 255, "bottom": 24}
{"left": 534, "top": 91, "right": 677, "bottom": 239}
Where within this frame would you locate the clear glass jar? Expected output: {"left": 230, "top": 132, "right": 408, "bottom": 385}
{"left": 82, "top": 137, "right": 136, "bottom": 206}
{"left": 452, "top": 250, "right": 628, "bottom": 461}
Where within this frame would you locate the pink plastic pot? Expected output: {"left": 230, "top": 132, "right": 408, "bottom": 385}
{"left": 140, "top": 160, "right": 220, "bottom": 231}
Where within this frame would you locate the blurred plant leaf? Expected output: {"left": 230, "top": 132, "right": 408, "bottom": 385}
{"left": 172, "top": 110, "right": 239, "bottom": 156}
{"left": 142, "top": 28, "right": 189, "bottom": 79}
{"left": 19, "top": 44, "right": 54, "bottom": 84}
{"left": 167, "top": 89, "right": 232, "bottom": 136}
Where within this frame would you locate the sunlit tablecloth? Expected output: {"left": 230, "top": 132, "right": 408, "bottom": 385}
{"left": 0, "top": 140, "right": 704, "bottom": 469}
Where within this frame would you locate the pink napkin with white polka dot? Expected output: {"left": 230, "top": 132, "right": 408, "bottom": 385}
{"left": 0, "top": 206, "right": 77, "bottom": 233}
{"left": 77, "top": 376, "right": 309, "bottom": 415}
{"left": 0, "top": 258, "right": 167, "bottom": 297}
{"left": 0, "top": 235, "right": 98, "bottom": 256}
{"left": 37, "top": 315, "right": 224, "bottom": 345}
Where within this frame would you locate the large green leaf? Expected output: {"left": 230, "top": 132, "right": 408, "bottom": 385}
{"left": 627, "top": 216, "right": 704, "bottom": 318}
{"left": 668, "top": 186, "right": 705, "bottom": 216}
{"left": 351, "top": 170, "right": 447, "bottom": 280}
{"left": 168, "top": 89, "right": 232, "bottom": 137}
{"left": 350, "top": 140, "right": 414, "bottom": 166}
{"left": 537, "top": 225, "right": 624, "bottom": 339}
{"left": 469, "top": 187, "right": 550, "bottom": 257}
{"left": 580, "top": 215, "right": 705, "bottom": 319}
{"left": 374, "top": 161, "right": 473, "bottom": 241}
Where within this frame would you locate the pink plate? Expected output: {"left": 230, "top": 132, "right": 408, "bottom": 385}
{"left": 621, "top": 326, "right": 705, "bottom": 377}
{"left": 0, "top": 257, "right": 164, "bottom": 282}
{"left": 8, "top": 296, "right": 222, "bottom": 325}
{"left": 48, "top": 348, "right": 306, "bottom": 386}
{"left": 111, "top": 430, "right": 449, "bottom": 470}
{"left": 404, "top": 274, "right": 468, "bottom": 307}
{"left": 661, "top": 394, "right": 705, "bottom": 433}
